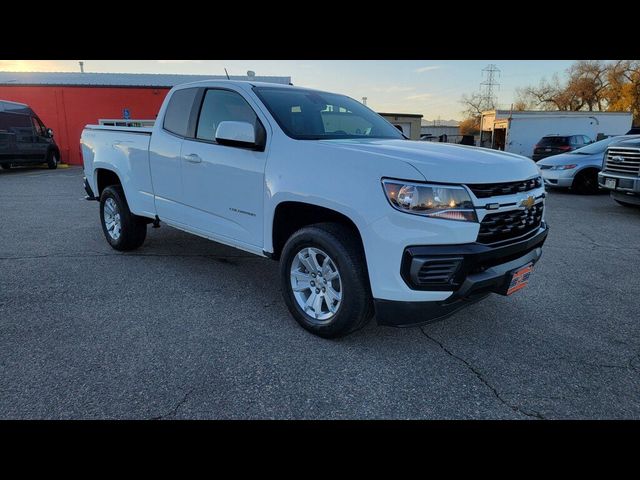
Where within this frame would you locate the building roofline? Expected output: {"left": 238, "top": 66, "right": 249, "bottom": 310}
{"left": 482, "top": 109, "right": 632, "bottom": 116}
{"left": 379, "top": 112, "right": 424, "bottom": 118}
{"left": 0, "top": 71, "right": 291, "bottom": 88}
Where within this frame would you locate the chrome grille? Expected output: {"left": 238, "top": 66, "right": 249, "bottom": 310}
{"left": 604, "top": 148, "right": 640, "bottom": 176}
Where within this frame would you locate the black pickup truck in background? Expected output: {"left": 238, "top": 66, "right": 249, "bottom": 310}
{"left": 0, "top": 100, "right": 60, "bottom": 170}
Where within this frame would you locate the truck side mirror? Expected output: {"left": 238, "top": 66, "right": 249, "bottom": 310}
{"left": 46, "top": 128, "right": 54, "bottom": 138}
{"left": 215, "top": 121, "right": 263, "bottom": 150}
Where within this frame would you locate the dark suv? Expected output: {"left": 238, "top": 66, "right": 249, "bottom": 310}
{"left": 532, "top": 134, "right": 592, "bottom": 162}
{"left": 0, "top": 100, "right": 60, "bottom": 170}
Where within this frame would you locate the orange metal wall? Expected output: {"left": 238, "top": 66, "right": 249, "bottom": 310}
{"left": 0, "top": 86, "right": 170, "bottom": 165}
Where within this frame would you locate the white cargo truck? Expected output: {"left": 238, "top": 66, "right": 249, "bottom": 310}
{"left": 480, "top": 110, "right": 633, "bottom": 158}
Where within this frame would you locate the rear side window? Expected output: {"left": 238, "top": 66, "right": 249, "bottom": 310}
{"left": 31, "top": 117, "right": 44, "bottom": 136}
{"left": 196, "top": 89, "right": 260, "bottom": 141}
{"left": 0, "top": 112, "right": 10, "bottom": 131}
{"left": 0, "top": 112, "right": 32, "bottom": 131}
{"left": 163, "top": 88, "right": 198, "bottom": 137}
{"left": 539, "top": 136, "right": 569, "bottom": 146}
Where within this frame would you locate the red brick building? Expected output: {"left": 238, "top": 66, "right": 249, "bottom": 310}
{"left": 0, "top": 72, "right": 291, "bottom": 165}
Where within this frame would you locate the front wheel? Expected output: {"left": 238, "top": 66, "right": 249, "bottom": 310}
{"left": 46, "top": 150, "right": 58, "bottom": 170}
{"left": 572, "top": 169, "right": 599, "bottom": 194}
{"left": 99, "top": 185, "right": 147, "bottom": 251}
{"left": 280, "top": 223, "right": 373, "bottom": 338}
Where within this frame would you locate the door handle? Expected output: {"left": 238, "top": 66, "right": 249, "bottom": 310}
{"left": 184, "top": 153, "right": 202, "bottom": 163}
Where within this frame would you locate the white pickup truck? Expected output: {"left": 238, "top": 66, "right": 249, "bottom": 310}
{"left": 81, "top": 80, "right": 548, "bottom": 338}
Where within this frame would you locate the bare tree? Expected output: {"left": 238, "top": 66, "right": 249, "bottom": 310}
{"left": 565, "top": 60, "right": 608, "bottom": 111}
{"left": 519, "top": 74, "right": 574, "bottom": 111}
{"left": 459, "top": 92, "right": 495, "bottom": 131}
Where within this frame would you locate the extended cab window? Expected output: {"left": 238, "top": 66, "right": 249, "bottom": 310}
{"left": 163, "top": 88, "right": 198, "bottom": 137}
{"left": 196, "top": 89, "right": 260, "bottom": 141}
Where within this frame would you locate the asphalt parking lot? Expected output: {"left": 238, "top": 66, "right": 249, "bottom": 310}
{"left": 1, "top": 165, "right": 639, "bottom": 419}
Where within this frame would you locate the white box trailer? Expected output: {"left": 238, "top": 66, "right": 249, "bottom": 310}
{"left": 479, "top": 110, "right": 633, "bottom": 158}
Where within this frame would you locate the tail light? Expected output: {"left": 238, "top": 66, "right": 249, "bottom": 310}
{"left": 558, "top": 145, "right": 572, "bottom": 151}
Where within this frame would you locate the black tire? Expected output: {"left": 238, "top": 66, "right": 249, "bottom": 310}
{"left": 280, "top": 222, "right": 373, "bottom": 339}
{"left": 1, "top": 163, "right": 11, "bottom": 170}
{"left": 46, "top": 150, "right": 58, "bottom": 170}
{"left": 99, "top": 185, "right": 147, "bottom": 251}
{"left": 572, "top": 169, "right": 599, "bottom": 194}
{"left": 614, "top": 199, "right": 639, "bottom": 208}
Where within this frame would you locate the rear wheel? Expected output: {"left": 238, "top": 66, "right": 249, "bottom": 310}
{"left": 46, "top": 150, "right": 58, "bottom": 169}
{"left": 572, "top": 169, "right": 599, "bottom": 194}
{"left": 280, "top": 223, "right": 373, "bottom": 338}
{"left": 99, "top": 185, "right": 147, "bottom": 251}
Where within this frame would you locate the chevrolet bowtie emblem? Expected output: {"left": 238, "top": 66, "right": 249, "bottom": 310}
{"left": 520, "top": 195, "right": 536, "bottom": 210}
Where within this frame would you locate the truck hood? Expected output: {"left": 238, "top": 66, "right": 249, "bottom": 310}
{"left": 319, "top": 138, "right": 539, "bottom": 183}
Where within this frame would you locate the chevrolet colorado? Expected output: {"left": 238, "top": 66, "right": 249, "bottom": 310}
{"left": 81, "top": 80, "right": 548, "bottom": 338}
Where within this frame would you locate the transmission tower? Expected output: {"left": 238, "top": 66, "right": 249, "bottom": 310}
{"left": 480, "top": 64, "right": 500, "bottom": 109}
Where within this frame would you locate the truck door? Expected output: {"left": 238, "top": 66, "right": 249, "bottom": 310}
{"left": 180, "top": 88, "right": 267, "bottom": 248}
{"left": 7, "top": 113, "right": 35, "bottom": 160}
{"left": 30, "top": 116, "right": 50, "bottom": 161}
{"left": 0, "top": 112, "right": 18, "bottom": 161}
{"left": 148, "top": 87, "right": 199, "bottom": 222}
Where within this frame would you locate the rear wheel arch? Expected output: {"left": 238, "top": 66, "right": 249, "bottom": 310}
{"left": 95, "top": 168, "right": 123, "bottom": 197}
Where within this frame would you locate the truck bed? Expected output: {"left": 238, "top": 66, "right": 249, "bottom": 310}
{"left": 81, "top": 125, "right": 156, "bottom": 218}
{"left": 84, "top": 125, "right": 154, "bottom": 135}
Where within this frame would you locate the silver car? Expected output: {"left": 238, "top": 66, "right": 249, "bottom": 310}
{"left": 538, "top": 135, "right": 638, "bottom": 194}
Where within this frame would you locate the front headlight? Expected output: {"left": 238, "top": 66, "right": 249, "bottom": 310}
{"left": 382, "top": 180, "right": 477, "bottom": 222}
{"left": 549, "top": 164, "right": 577, "bottom": 170}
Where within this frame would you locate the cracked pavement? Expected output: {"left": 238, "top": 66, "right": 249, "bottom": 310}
{"left": 1, "top": 166, "right": 639, "bottom": 419}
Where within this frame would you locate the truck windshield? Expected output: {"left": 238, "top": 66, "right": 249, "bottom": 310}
{"left": 254, "top": 87, "right": 404, "bottom": 140}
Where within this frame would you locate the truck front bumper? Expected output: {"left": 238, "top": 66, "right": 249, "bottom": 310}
{"left": 598, "top": 171, "right": 640, "bottom": 201}
{"left": 374, "top": 223, "right": 548, "bottom": 327}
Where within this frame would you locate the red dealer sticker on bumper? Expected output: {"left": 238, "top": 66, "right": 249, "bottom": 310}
{"left": 507, "top": 263, "right": 533, "bottom": 295}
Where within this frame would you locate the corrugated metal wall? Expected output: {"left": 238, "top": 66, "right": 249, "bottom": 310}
{"left": 0, "top": 86, "right": 170, "bottom": 165}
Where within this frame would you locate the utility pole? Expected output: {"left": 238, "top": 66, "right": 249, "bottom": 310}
{"left": 79, "top": 61, "right": 84, "bottom": 73}
{"left": 362, "top": 97, "right": 367, "bottom": 106}
{"left": 480, "top": 64, "right": 500, "bottom": 110}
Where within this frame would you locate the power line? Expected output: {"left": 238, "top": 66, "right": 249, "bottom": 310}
{"left": 480, "top": 64, "right": 500, "bottom": 109}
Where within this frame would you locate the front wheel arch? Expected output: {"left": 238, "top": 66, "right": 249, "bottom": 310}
{"left": 571, "top": 167, "right": 600, "bottom": 194}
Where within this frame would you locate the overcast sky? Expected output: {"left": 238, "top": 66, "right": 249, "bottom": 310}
{"left": 0, "top": 60, "right": 576, "bottom": 121}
